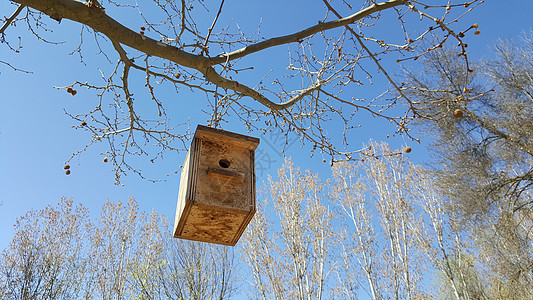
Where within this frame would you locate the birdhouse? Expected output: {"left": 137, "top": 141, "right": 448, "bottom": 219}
{"left": 173, "top": 125, "right": 260, "bottom": 246}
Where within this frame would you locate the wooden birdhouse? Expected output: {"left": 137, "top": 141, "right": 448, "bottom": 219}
{"left": 173, "top": 125, "right": 260, "bottom": 246}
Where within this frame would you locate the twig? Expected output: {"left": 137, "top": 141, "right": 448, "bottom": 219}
{"left": 211, "top": 0, "right": 407, "bottom": 64}
{"left": 321, "top": 0, "right": 418, "bottom": 117}
{"left": 0, "top": 4, "right": 25, "bottom": 35}
{"left": 0, "top": 60, "right": 33, "bottom": 74}
{"left": 202, "top": 0, "right": 225, "bottom": 56}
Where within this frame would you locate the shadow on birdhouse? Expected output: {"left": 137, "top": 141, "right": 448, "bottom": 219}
{"left": 173, "top": 125, "right": 260, "bottom": 246}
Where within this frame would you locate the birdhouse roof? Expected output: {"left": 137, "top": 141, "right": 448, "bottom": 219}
{"left": 194, "top": 125, "right": 260, "bottom": 150}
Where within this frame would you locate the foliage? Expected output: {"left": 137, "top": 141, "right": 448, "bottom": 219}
{"left": 406, "top": 31, "right": 533, "bottom": 298}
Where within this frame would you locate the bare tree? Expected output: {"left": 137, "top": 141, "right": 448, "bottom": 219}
{"left": 332, "top": 142, "right": 427, "bottom": 299}
{"left": 242, "top": 159, "right": 335, "bottom": 300}
{"left": 331, "top": 160, "right": 382, "bottom": 300}
{"left": 244, "top": 141, "right": 525, "bottom": 298}
{"left": 0, "top": 198, "right": 91, "bottom": 300}
{"left": 85, "top": 197, "right": 238, "bottom": 299}
{"left": 161, "top": 239, "right": 237, "bottom": 300}
{"left": 85, "top": 198, "right": 139, "bottom": 299}
{"left": 240, "top": 204, "right": 285, "bottom": 299}
{"left": 330, "top": 141, "right": 491, "bottom": 299}
{"left": 1, "top": 0, "right": 482, "bottom": 181}
{"left": 365, "top": 143, "right": 422, "bottom": 299}
{"left": 411, "top": 166, "right": 488, "bottom": 299}
{"left": 0, "top": 197, "right": 237, "bottom": 299}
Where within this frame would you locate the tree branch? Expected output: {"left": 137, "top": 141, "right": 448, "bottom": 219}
{"left": 13, "top": 0, "right": 206, "bottom": 69}
{"left": 201, "top": 0, "right": 225, "bottom": 56}
{"left": 210, "top": 0, "right": 406, "bottom": 64}
{"left": 11, "top": 0, "right": 413, "bottom": 112}
{"left": 321, "top": 0, "right": 418, "bottom": 117}
{"left": 465, "top": 108, "right": 533, "bottom": 157}
{"left": 0, "top": 60, "right": 33, "bottom": 73}
{"left": 0, "top": 4, "right": 25, "bottom": 35}
{"left": 204, "top": 66, "right": 323, "bottom": 110}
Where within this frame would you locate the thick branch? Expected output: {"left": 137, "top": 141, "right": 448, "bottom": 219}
{"left": 211, "top": 0, "right": 406, "bottom": 64}
{"left": 13, "top": 0, "right": 406, "bottom": 111}
{"left": 204, "top": 67, "right": 322, "bottom": 110}
{"left": 465, "top": 108, "right": 533, "bottom": 157}
{"left": 13, "top": 0, "right": 207, "bottom": 69}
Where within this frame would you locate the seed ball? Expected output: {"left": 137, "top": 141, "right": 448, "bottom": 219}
{"left": 103, "top": 157, "right": 108, "bottom": 163}
{"left": 474, "top": 30, "right": 481, "bottom": 35}
{"left": 404, "top": 147, "right": 412, "bottom": 153}
{"left": 67, "top": 87, "right": 73, "bottom": 93}
{"left": 81, "top": 121, "right": 87, "bottom": 126}
{"left": 64, "top": 165, "right": 70, "bottom": 170}
{"left": 71, "top": 90, "right": 77, "bottom": 96}
{"left": 322, "top": 159, "right": 326, "bottom": 163}
{"left": 65, "top": 170, "right": 71, "bottom": 175}
{"left": 454, "top": 109, "right": 463, "bottom": 118}
{"left": 140, "top": 26, "right": 146, "bottom": 31}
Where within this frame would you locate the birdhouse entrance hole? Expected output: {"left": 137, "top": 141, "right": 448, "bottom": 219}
{"left": 219, "top": 159, "right": 230, "bottom": 168}
{"left": 173, "top": 125, "right": 260, "bottom": 246}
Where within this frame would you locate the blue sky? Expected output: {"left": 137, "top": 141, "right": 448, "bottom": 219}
{"left": 1, "top": 0, "right": 532, "bottom": 265}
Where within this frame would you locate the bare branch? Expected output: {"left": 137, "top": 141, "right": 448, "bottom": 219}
{"left": 0, "top": 4, "right": 25, "bottom": 35}
{"left": 201, "top": 0, "right": 225, "bottom": 56}
{"left": 0, "top": 60, "right": 33, "bottom": 73}
{"left": 210, "top": 0, "right": 407, "bottom": 64}
{"left": 204, "top": 66, "right": 323, "bottom": 110}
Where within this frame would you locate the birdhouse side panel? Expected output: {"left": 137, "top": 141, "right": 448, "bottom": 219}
{"left": 173, "top": 139, "right": 201, "bottom": 238}
{"left": 250, "top": 149, "right": 257, "bottom": 210}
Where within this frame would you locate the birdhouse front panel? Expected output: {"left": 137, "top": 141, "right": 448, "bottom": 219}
{"left": 173, "top": 125, "right": 259, "bottom": 246}
{"left": 196, "top": 138, "right": 253, "bottom": 210}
